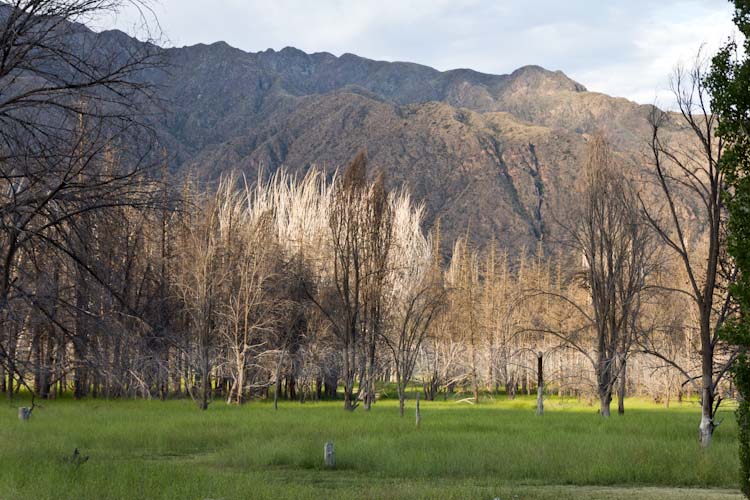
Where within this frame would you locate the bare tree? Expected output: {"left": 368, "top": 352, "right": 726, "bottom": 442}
{"left": 173, "top": 179, "right": 235, "bottom": 410}
{"left": 560, "top": 134, "right": 654, "bottom": 417}
{"left": 640, "top": 61, "right": 735, "bottom": 447}
{"left": 296, "top": 153, "right": 370, "bottom": 410}
{"left": 384, "top": 193, "right": 443, "bottom": 416}
{"left": 446, "top": 236, "right": 482, "bottom": 403}
{"left": 0, "top": 0, "right": 163, "bottom": 398}
{"left": 222, "top": 208, "right": 279, "bottom": 404}
{"left": 361, "top": 173, "right": 393, "bottom": 410}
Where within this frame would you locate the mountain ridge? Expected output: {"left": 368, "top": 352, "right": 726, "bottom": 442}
{"left": 83, "top": 28, "right": 690, "bottom": 253}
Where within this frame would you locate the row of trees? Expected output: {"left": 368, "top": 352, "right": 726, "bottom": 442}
{"left": 0, "top": 139, "right": 733, "bottom": 433}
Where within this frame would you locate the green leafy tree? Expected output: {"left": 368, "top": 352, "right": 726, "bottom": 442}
{"left": 707, "top": 0, "right": 750, "bottom": 495}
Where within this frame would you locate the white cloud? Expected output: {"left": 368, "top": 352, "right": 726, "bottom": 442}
{"left": 109, "top": 0, "right": 738, "bottom": 107}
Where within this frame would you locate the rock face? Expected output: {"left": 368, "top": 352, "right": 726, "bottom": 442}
{"left": 95, "top": 29, "right": 692, "bottom": 253}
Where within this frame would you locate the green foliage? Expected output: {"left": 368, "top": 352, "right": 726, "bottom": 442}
{"left": 738, "top": 360, "right": 750, "bottom": 497}
{"left": 707, "top": 1, "right": 750, "bottom": 496}
{"left": 0, "top": 397, "right": 740, "bottom": 499}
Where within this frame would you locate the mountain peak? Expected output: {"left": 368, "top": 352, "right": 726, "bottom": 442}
{"left": 510, "top": 65, "right": 586, "bottom": 92}
{"left": 279, "top": 46, "right": 308, "bottom": 57}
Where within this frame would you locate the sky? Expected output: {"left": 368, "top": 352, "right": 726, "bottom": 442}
{"left": 108, "top": 0, "right": 738, "bottom": 108}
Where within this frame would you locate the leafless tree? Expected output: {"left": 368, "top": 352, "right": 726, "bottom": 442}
{"left": 361, "top": 173, "right": 393, "bottom": 410}
{"left": 446, "top": 236, "right": 482, "bottom": 403}
{"left": 640, "top": 60, "right": 736, "bottom": 447}
{"left": 383, "top": 194, "right": 443, "bottom": 416}
{"left": 172, "top": 179, "right": 235, "bottom": 410}
{"left": 559, "top": 134, "right": 655, "bottom": 417}
{"left": 0, "top": 0, "right": 164, "bottom": 399}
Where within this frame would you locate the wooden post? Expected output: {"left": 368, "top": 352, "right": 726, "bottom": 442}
{"left": 18, "top": 407, "right": 31, "bottom": 421}
{"left": 536, "top": 352, "right": 544, "bottom": 416}
{"left": 324, "top": 441, "right": 335, "bottom": 469}
{"left": 415, "top": 391, "right": 421, "bottom": 427}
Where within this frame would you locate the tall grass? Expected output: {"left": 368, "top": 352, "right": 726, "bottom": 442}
{"left": 0, "top": 395, "right": 741, "bottom": 499}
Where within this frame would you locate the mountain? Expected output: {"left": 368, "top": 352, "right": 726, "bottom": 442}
{"left": 97, "top": 30, "right": 693, "bottom": 253}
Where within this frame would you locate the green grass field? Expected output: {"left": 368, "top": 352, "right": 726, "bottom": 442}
{"left": 0, "top": 394, "right": 743, "bottom": 499}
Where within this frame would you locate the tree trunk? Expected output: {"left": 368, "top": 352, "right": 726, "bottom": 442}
{"left": 597, "top": 344, "right": 613, "bottom": 418}
{"left": 699, "top": 319, "right": 716, "bottom": 448}
{"left": 343, "top": 342, "right": 357, "bottom": 411}
{"left": 324, "top": 370, "right": 338, "bottom": 399}
{"left": 398, "top": 382, "right": 405, "bottom": 417}
{"left": 6, "top": 330, "right": 16, "bottom": 401}
{"left": 536, "top": 352, "right": 544, "bottom": 416}
{"left": 274, "top": 348, "right": 285, "bottom": 411}
{"left": 288, "top": 375, "right": 297, "bottom": 401}
{"left": 506, "top": 374, "right": 518, "bottom": 400}
{"left": 199, "top": 351, "right": 210, "bottom": 411}
{"left": 617, "top": 356, "right": 626, "bottom": 415}
{"left": 600, "top": 392, "right": 612, "bottom": 418}
{"left": 699, "top": 387, "right": 715, "bottom": 448}
{"left": 364, "top": 331, "right": 377, "bottom": 411}
{"left": 315, "top": 377, "right": 322, "bottom": 401}
{"left": 73, "top": 270, "right": 88, "bottom": 400}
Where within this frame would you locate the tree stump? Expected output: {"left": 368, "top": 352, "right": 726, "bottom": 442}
{"left": 415, "top": 392, "right": 421, "bottom": 427}
{"left": 324, "top": 441, "right": 335, "bottom": 469}
{"left": 18, "top": 407, "right": 31, "bottom": 421}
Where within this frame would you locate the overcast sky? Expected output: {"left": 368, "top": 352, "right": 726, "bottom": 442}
{"left": 109, "top": 0, "right": 737, "bottom": 108}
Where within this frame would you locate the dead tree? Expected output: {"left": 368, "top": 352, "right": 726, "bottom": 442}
{"left": 560, "top": 134, "right": 654, "bottom": 417}
{"left": 446, "top": 237, "right": 482, "bottom": 403}
{"left": 362, "top": 173, "right": 393, "bottom": 410}
{"left": 640, "top": 61, "right": 735, "bottom": 447}
{"left": 173, "top": 180, "right": 237, "bottom": 410}
{"left": 385, "top": 213, "right": 444, "bottom": 416}
{"left": 0, "top": 0, "right": 163, "bottom": 398}
{"left": 302, "top": 153, "right": 370, "bottom": 410}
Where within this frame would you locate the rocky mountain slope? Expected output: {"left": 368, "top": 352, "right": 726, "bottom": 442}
{"left": 96, "top": 30, "right": 694, "bottom": 253}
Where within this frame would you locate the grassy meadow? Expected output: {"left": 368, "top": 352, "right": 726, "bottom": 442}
{"left": 0, "top": 393, "right": 743, "bottom": 499}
